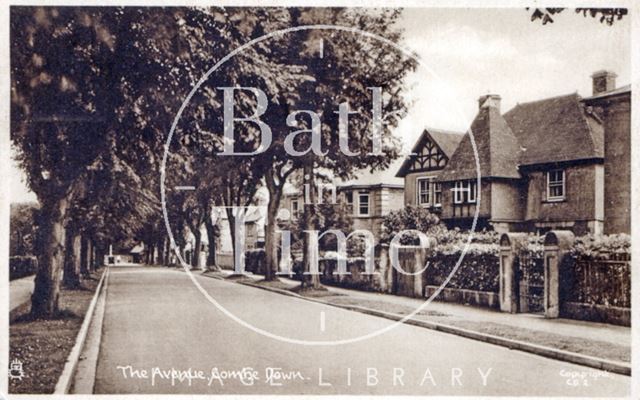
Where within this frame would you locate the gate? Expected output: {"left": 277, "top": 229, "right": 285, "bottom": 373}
{"left": 516, "top": 249, "right": 545, "bottom": 313}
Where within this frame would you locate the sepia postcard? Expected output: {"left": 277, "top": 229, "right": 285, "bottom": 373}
{"left": 1, "top": 1, "right": 637, "bottom": 398}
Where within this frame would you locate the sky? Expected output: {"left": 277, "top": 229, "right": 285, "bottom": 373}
{"left": 9, "top": 7, "right": 631, "bottom": 204}
{"left": 393, "top": 7, "right": 631, "bottom": 150}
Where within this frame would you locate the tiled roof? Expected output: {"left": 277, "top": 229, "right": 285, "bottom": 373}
{"left": 504, "top": 93, "right": 604, "bottom": 166}
{"left": 338, "top": 156, "right": 405, "bottom": 188}
{"left": 396, "top": 127, "right": 464, "bottom": 177}
{"left": 438, "top": 106, "right": 521, "bottom": 181}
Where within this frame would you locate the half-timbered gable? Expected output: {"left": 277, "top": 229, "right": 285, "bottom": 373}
{"left": 396, "top": 128, "right": 463, "bottom": 211}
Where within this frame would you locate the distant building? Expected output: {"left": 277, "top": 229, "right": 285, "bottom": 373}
{"left": 282, "top": 158, "right": 406, "bottom": 243}
{"left": 337, "top": 157, "right": 406, "bottom": 241}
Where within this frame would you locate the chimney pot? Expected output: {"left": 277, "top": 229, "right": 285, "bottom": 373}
{"left": 591, "top": 70, "right": 617, "bottom": 95}
{"left": 478, "top": 94, "right": 501, "bottom": 112}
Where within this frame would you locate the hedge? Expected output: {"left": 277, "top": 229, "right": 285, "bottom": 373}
{"left": 10, "top": 255, "right": 38, "bottom": 281}
{"left": 425, "top": 252, "right": 500, "bottom": 293}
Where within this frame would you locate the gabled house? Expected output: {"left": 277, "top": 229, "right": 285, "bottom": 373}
{"left": 427, "top": 71, "right": 619, "bottom": 235}
{"left": 395, "top": 127, "right": 464, "bottom": 213}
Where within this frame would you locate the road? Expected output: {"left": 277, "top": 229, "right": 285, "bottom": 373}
{"left": 92, "top": 265, "right": 630, "bottom": 396}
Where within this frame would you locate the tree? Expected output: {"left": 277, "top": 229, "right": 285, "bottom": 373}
{"left": 11, "top": 7, "right": 170, "bottom": 317}
{"left": 10, "top": 202, "right": 40, "bottom": 256}
{"left": 242, "top": 8, "right": 417, "bottom": 285}
{"left": 529, "top": 8, "right": 627, "bottom": 25}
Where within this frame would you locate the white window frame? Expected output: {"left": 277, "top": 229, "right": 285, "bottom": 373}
{"left": 467, "top": 180, "right": 477, "bottom": 203}
{"left": 547, "top": 169, "right": 566, "bottom": 201}
{"left": 454, "top": 180, "right": 477, "bottom": 204}
{"left": 434, "top": 181, "right": 442, "bottom": 207}
{"left": 358, "top": 191, "right": 370, "bottom": 216}
{"left": 291, "top": 199, "right": 299, "bottom": 219}
{"left": 416, "top": 177, "right": 432, "bottom": 206}
{"left": 454, "top": 181, "right": 464, "bottom": 204}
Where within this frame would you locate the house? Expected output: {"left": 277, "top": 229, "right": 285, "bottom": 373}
{"left": 130, "top": 244, "right": 145, "bottom": 263}
{"left": 337, "top": 157, "right": 406, "bottom": 241}
{"left": 582, "top": 71, "right": 631, "bottom": 234}
{"left": 395, "top": 127, "right": 464, "bottom": 212}
{"left": 216, "top": 205, "right": 266, "bottom": 254}
{"left": 413, "top": 71, "right": 623, "bottom": 235}
{"left": 281, "top": 157, "right": 406, "bottom": 243}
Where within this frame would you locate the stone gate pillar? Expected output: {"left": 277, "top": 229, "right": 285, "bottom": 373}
{"left": 499, "top": 233, "right": 527, "bottom": 313}
{"left": 543, "top": 230, "right": 575, "bottom": 318}
{"left": 378, "top": 244, "right": 390, "bottom": 293}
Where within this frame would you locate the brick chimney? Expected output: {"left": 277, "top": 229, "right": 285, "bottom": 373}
{"left": 591, "top": 70, "right": 617, "bottom": 95}
{"left": 478, "top": 94, "right": 501, "bottom": 111}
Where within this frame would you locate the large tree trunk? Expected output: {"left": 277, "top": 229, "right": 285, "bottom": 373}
{"left": 226, "top": 210, "right": 241, "bottom": 273}
{"left": 63, "top": 229, "right": 82, "bottom": 288}
{"left": 301, "top": 163, "right": 321, "bottom": 289}
{"left": 263, "top": 169, "right": 284, "bottom": 281}
{"left": 156, "top": 239, "right": 164, "bottom": 265}
{"left": 193, "top": 229, "right": 202, "bottom": 270}
{"left": 162, "top": 236, "right": 170, "bottom": 266}
{"left": 204, "top": 219, "right": 218, "bottom": 270}
{"left": 31, "top": 196, "right": 69, "bottom": 318}
{"left": 150, "top": 243, "right": 156, "bottom": 264}
{"left": 80, "top": 236, "right": 90, "bottom": 277}
{"left": 263, "top": 203, "right": 279, "bottom": 281}
{"left": 94, "top": 245, "right": 102, "bottom": 271}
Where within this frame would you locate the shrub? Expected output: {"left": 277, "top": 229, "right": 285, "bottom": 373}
{"left": 380, "top": 206, "right": 445, "bottom": 245}
{"left": 431, "top": 228, "right": 500, "bottom": 256}
{"left": 562, "top": 233, "right": 631, "bottom": 308}
{"left": 10, "top": 255, "right": 38, "bottom": 281}
{"left": 571, "top": 233, "right": 631, "bottom": 259}
{"left": 426, "top": 252, "right": 500, "bottom": 293}
{"left": 244, "top": 249, "right": 266, "bottom": 274}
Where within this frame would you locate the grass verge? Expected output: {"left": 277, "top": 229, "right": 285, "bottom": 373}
{"left": 9, "top": 270, "right": 102, "bottom": 394}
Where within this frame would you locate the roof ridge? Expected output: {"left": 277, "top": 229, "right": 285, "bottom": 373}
{"left": 424, "top": 126, "right": 465, "bottom": 135}
{"left": 506, "top": 92, "right": 580, "bottom": 113}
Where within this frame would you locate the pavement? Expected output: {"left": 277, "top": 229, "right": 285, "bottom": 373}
{"left": 277, "top": 276, "right": 631, "bottom": 348}
{"left": 9, "top": 274, "right": 35, "bottom": 312}
{"left": 88, "top": 265, "right": 629, "bottom": 395}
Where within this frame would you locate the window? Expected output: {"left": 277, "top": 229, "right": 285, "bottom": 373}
{"left": 454, "top": 180, "right": 478, "bottom": 204}
{"left": 467, "top": 180, "right": 477, "bottom": 203}
{"left": 434, "top": 182, "right": 442, "bottom": 206}
{"left": 417, "top": 177, "right": 442, "bottom": 207}
{"left": 417, "top": 178, "right": 431, "bottom": 205}
{"left": 345, "top": 191, "right": 354, "bottom": 214}
{"left": 547, "top": 170, "right": 565, "bottom": 201}
{"left": 358, "top": 191, "right": 370, "bottom": 216}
